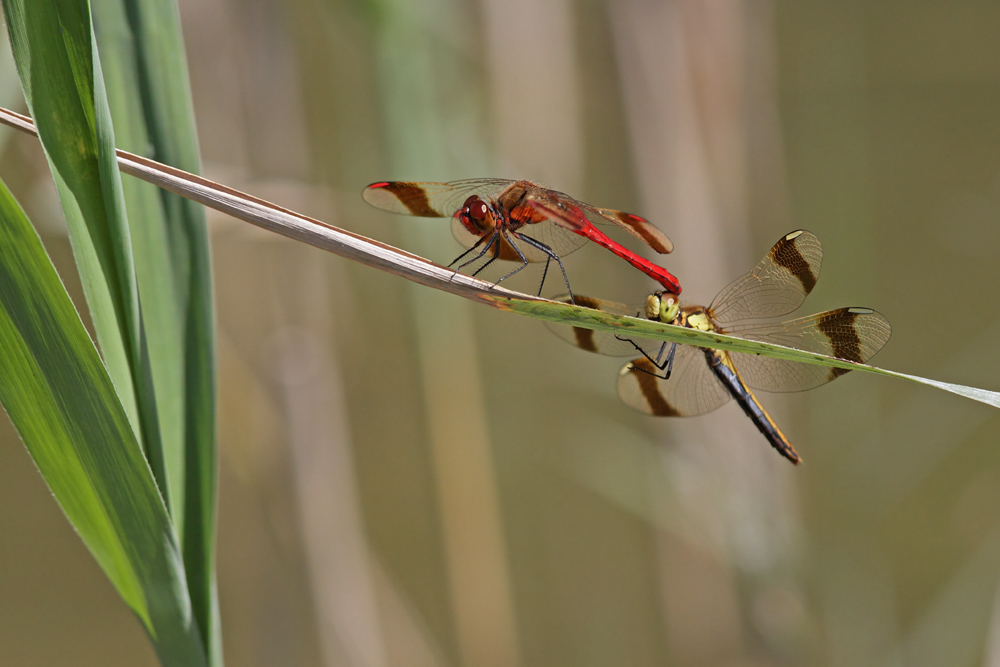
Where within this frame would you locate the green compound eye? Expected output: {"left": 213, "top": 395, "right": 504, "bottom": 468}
{"left": 659, "top": 296, "right": 679, "bottom": 323}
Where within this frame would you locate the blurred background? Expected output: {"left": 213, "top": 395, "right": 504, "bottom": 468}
{"left": 2, "top": 0, "right": 1000, "bottom": 665}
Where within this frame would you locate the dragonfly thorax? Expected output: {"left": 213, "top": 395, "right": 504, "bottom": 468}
{"left": 684, "top": 309, "right": 714, "bottom": 332}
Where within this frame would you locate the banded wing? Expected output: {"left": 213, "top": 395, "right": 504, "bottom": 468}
{"left": 617, "top": 350, "right": 731, "bottom": 417}
{"left": 545, "top": 295, "right": 672, "bottom": 358}
{"left": 726, "top": 307, "right": 892, "bottom": 393}
{"left": 362, "top": 179, "right": 514, "bottom": 218}
{"left": 525, "top": 190, "right": 674, "bottom": 254}
{"left": 710, "top": 230, "right": 823, "bottom": 324}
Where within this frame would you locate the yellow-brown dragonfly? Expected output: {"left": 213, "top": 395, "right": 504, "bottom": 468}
{"left": 548, "top": 230, "right": 891, "bottom": 464}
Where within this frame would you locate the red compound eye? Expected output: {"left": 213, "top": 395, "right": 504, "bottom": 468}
{"left": 465, "top": 196, "right": 489, "bottom": 220}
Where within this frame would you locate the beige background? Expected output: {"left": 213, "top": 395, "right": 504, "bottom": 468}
{"left": 2, "top": 1, "right": 1000, "bottom": 665}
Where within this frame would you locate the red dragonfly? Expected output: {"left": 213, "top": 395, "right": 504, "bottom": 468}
{"left": 362, "top": 179, "right": 681, "bottom": 300}
{"left": 547, "top": 230, "right": 892, "bottom": 464}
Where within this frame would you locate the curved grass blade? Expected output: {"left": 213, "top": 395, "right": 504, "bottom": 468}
{"left": 0, "top": 178, "right": 206, "bottom": 664}
{"left": 93, "top": 0, "right": 184, "bottom": 523}
{"left": 3, "top": 0, "right": 169, "bottom": 507}
{"left": 2, "top": 0, "right": 211, "bottom": 662}
{"left": 508, "top": 298, "right": 1000, "bottom": 410}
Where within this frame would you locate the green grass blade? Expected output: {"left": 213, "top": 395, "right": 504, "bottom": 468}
{"left": 3, "top": 0, "right": 170, "bottom": 505}
{"left": 92, "top": 0, "right": 219, "bottom": 660}
{"left": 93, "top": 0, "right": 185, "bottom": 525}
{"left": 0, "top": 0, "right": 215, "bottom": 662}
{"left": 507, "top": 298, "right": 1000, "bottom": 409}
{"left": 0, "top": 178, "right": 206, "bottom": 665}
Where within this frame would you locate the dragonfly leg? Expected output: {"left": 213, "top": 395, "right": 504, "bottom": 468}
{"left": 615, "top": 336, "right": 677, "bottom": 380}
{"left": 456, "top": 233, "right": 500, "bottom": 273}
{"left": 536, "top": 256, "right": 552, "bottom": 297}
{"left": 662, "top": 342, "right": 677, "bottom": 379}
{"left": 512, "top": 232, "right": 575, "bottom": 305}
{"left": 449, "top": 233, "right": 491, "bottom": 269}
{"left": 470, "top": 235, "right": 502, "bottom": 277}
{"left": 491, "top": 230, "right": 531, "bottom": 286}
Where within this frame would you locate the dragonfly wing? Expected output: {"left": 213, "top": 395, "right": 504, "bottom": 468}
{"left": 511, "top": 217, "right": 589, "bottom": 258}
{"left": 526, "top": 190, "right": 673, "bottom": 254}
{"left": 512, "top": 194, "right": 601, "bottom": 257}
{"left": 582, "top": 206, "right": 673, "bottom": 254}
{"left": 727, "top": 307, "right": 892, "bottom": 393}
{"left": 363, "top": 179, "right": 514, "bottom": 217}
{"left": 545, "top": 295, "right": 664, "bottom": 357}
{"left": 617, "top": 345, "right": 731, "bottom": 416}
{"left": 710, "top": 230, "right": 823, "bottom": 323}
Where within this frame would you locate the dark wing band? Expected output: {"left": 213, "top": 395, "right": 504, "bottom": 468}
{"left": 544, "top": 295, "right": 661, "bottom": 357}
{"left": 617, "top": 347, "right": 731, "bottom": 417}
{"left": 727, "top": 307, "right": 892, "bottom": 393}
{"left": 363, "top": 179, "right": 514, "bottom": 218}
{"left": 709, "top": 230, "right": 823, "bottom": 325}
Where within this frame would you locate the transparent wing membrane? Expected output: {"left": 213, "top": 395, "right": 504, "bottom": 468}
{"left": 363, "top": 179, "right": 514, "bottom": 218}
{"left": 617, "top": 349, "right": 731, "bottom": 417}
{"left": 544, "top": 295, "right": 661, "bottom": 357}
{"left": 710, "top": 230, "right": 823, "bottom": 324}
{"left": 526, "top": 189, "right": 673, "bottom": 255}
{"left": 728, "top": 307, "right": 892, "bottom": 392}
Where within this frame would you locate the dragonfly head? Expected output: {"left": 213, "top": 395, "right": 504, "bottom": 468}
{"left": 645, "top": 292, "right": 680, "bottom": 323}
{"left": 458, "top": 195, "right": 494, "bottom": 235}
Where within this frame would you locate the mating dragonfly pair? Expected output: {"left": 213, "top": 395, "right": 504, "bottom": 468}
{"left": 364, "top": 179, "right": 891, "bottom": 464}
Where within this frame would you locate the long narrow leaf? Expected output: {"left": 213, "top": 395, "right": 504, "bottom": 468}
{"left": 1, "top": 0, "right": 210, "bottom": 663}
{"left": 2, "top": 0, "right": 169, "bottom": 504}
{"left": 506, "top": 299, "right": 1000, "bottom": 409}
{"left": 113, "top": 2, "right": 219, "bottom": 659}
{"left": 0, "top": 178, "right": 206, "bottom": 664}
{"left": 92, "top": 1, "right": 219, "bottom": 659}
{"left": 93, "top": 0, "right": 184, "bottom": 519}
